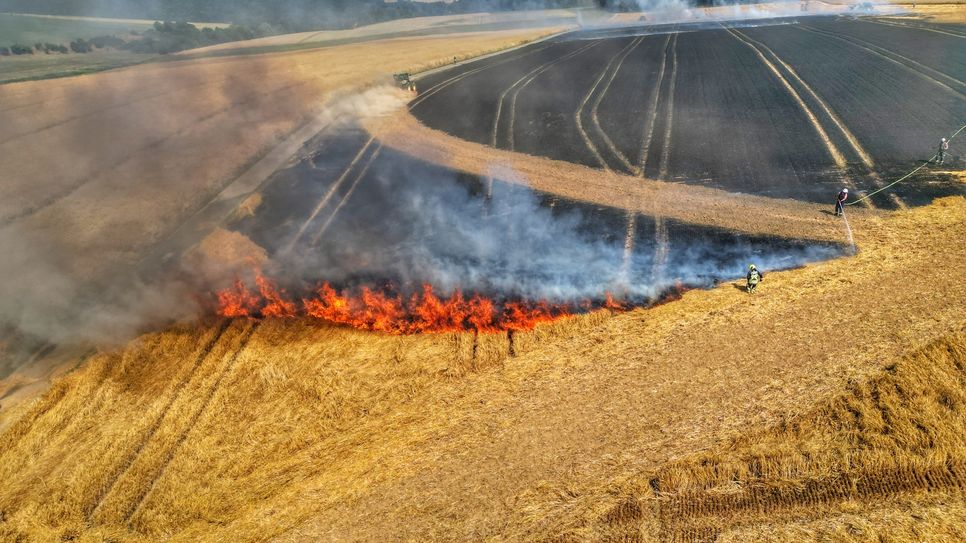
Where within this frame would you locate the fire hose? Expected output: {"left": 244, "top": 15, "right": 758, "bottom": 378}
{"left": 846, "top": 122, "right": 966, "bottom": 206}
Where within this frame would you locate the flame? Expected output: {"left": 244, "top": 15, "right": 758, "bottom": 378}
{"left": 213, "top": 275, "right": 595, "bottom": 334}
{"left": 216, "top": 279, "right": 260, "bottom": 318}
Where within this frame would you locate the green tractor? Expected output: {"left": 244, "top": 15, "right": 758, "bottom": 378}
{"left": 393, "top": 72, "right": 417, "bottom": 93}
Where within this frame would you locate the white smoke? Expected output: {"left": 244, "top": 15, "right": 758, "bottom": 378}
{"left": 593, "top": 0, "right": 905, "bottom": 28}
{"left": 270, "top": 138, "right": 843, "bottom": 304}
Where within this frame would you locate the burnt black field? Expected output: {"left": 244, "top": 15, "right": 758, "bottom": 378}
{"left": 229, "top": 128, "right": 844, "bottom": 304}
{"left": 411, "top": 16, "right": 966, "bottom": 206}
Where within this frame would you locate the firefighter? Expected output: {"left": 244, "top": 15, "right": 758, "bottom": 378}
{"left": 937, "top": 137, "right": 949, "bottom": 165}
{"left": 746, "top": 264, "right": 763, "bottom": 294}
{"left": 834, "top": 188, "right": 848, "bottom": 216}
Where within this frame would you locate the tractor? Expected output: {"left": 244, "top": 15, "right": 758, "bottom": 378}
{"left": 393, "top": 72, "right": 417, "bottom": 93}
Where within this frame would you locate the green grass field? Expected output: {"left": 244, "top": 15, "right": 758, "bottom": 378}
{"left": 0, "top": 13, "right": 154, "bottom": 47}
{"left": 0, "top": 50, "right": 153, "bottom": 84}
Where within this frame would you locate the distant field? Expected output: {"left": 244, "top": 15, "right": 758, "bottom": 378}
{"left": 0, "top": 12, "right": 152, "bottom": 46}
{"left": 0, "top": 50, "right": 152, "bottom": 84}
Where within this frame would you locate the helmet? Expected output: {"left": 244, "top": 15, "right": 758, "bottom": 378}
{"left": 843, "top": 188, "right": 849, "bottom": 193}
{"left": 942, "top": 137, "right": 948, "bottom": 142}
{"left": 749, "top": 264, "right": 756, "bottom": 270}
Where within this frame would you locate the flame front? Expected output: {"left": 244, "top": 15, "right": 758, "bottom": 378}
{"left": 214, "top": 275, "right": 582, "bottom": 334}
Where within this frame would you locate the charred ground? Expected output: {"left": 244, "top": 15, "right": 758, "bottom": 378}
{"left": 412, "top": 16, "right": 966, "bottom": 205}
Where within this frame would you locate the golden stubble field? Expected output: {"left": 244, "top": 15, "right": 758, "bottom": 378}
{"left": 1, "top": 195, "right": 964, "bottom": 542}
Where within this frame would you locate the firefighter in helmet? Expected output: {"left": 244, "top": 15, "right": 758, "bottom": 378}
{"left": 747, "top": 264, "right": 763, "bottom": 294}
{"left": 938, "top": 137, "right": 949, "bottom": 165}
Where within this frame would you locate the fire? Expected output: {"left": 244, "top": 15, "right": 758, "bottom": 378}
{"left": 213, "top": 274, "right": 601, "bottom": 334}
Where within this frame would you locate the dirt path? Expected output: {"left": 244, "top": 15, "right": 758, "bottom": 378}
{"left": 365, "top": 109, "right": 855, "bottom": 244}
{"left": 261, "top": 197, "right": 965, "bottom": 542}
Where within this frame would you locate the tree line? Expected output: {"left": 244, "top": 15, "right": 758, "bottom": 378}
{"left": 1, "top": 21, "right": 277, "bottom": 56}
{"left": 0, "top": 0, "right": 593, "bottom": 31}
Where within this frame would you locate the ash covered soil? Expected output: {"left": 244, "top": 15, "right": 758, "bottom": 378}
{"left": 411, "top": 16, "right": 966, "bottom": 206}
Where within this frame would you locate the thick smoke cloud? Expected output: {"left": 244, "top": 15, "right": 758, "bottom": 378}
{"left": 265, "top": 132, "right": 842, "bottom": 305}
{"left": 0, "top": 84, "right": 414, "bottom": 346}
{"left": 0, "top": 222, "right": 197, "bottom": 344}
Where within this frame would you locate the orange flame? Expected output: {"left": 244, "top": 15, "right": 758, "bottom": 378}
{"left": 212, "top": 275, "right": 607, "bottom": 334}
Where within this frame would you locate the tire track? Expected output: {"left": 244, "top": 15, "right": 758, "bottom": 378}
{"left": 571, "top": 38, "right": 643, "bottom": 283}
{"left": 282, "top": 135, "right": 376, "bottom": 254}
{"left": 638, "top": 34, "right": 672, "bottom": 175}
{"left": 798, "top": 24, "right": 966, "bottom": 99}
{"left": 87, "top": 321, "right": 232, "bottom": 521}
{"left": 658, "top": 460, "right": 966, "bottom": 541}
{"left": 631, "top": 32, "right": 673, "bottom": 277}
{"left": 490, "top": 41, "right": 596, "bottom": 147}
{"left": 0, "top": 80, "right": 310, "bottom": 229}
{"left": 410, "top": 43, "right": 554, "bottom": 111}
{"left": 310, "top": 144, "right": 383, "bottom": 245}
{"left": 574, "top": 38, "right": 635, "bottom": 170}
{"left": 617, "top": 211, "right": 638, "bottom": 286}
{"left": 731, "top": 28, "right": 897, "bottom": 209}
{"left": 724, "top": 26, "right": 881, "bottom": 212}
{"left": 123, "top": 322, "right": 258, "bottom": 527}
{"left": 657, "top": 33, "right": 679, "bottom": 181}
{"left": 732, "top": 29, "right": 876, "bottom": 168}
{"left": 0, "top": 356, "right": 75, "bottom": 459}
{"left": 725, "top": 27, "right": 847, "bottom": 169}
{"left": 867, "top": 17, "right": 966, "bottom": 39}
{"left": 650, "top": 217, "right": 670, "bottom": 287}
{"left": 492, "top": 41, "right": 600, "bottom": 149}
{"left": 587, "top": 36, "right": 645, "bottom": 174}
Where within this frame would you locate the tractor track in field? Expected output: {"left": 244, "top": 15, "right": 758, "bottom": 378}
{"left": 727, "top": 26, "right": 902, "bottom": 209}
{"left": 409, "top": 42, "right": 555, "bottom": 111}
{"left": 504, "top": 41, "right": 600, "bottom": 150}
{"left": 0, "top": 80, "right": 310, "bottom": 229}
{"left": 590, "top": 37, "right": 643, "bottom": 174}
{"left": 124, "top": 322, "right": 258, "bottom": 527}
{"left": 638, "top": 33, "right": 671, "bottom": 177}
{"left": 657, "top": 32, "right": 679, "bottom": 181}
{"left": 283, "top": 135, "right": 379, "bottom": 253}
{"left": 0, "top": 353, "right": 77, "bottom": 456}
{"left": 725, "top": 27, "right": 848, "bottom": 170}
{"left": 655, "top": 460, "right": 966, "bottom": 542}
{"left": 491, "top": 40, "right": 598, "bottom": 148}
{"left": 576, "top": 36, "right": 643, "bottom": 173}
{"left": 868, "top": 17, "right": 966, "bottom": 39}
{"left": 0, "top": 78, "right": 224, "bottom": 147}
{"left": 724, "top": 26, "right": 906, "bottom": 209}
{"left": 411, "top": 19, "right": 966, "bottom": 206}
{"left": 798, "top": 24, "right": 966, "bottom": 99}
{"left": 87, "top": 321, "right": 232, "bottom": 522}
{"left": 310, "top": 143, "right": 383, "bottom": 245}
{"left": 634, "top": 32, "right": 674, "bottom": 283}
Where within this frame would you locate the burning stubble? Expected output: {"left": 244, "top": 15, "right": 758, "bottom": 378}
{"left": 221, "top": 137, "right": 845, "bottom": 333}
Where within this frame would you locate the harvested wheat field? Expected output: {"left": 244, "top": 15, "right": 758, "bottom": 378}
{"left": 1, "top": 196, "right": 965, "bottom": 541}
{"left": 2, "top": 3, "right": 966, "bottom": 542}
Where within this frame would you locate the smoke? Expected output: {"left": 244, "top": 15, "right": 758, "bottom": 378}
{"left": 592, "top": 0, "right": 904, "bottom": 29}
{"left": 261, "top": 134, "right": 842, "bottom": 305}
{"left": 0, "top": 222, "right": 198, "bottom": 345}
{"left": 0, "top": 77, "right": 843, "bottom": 347}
